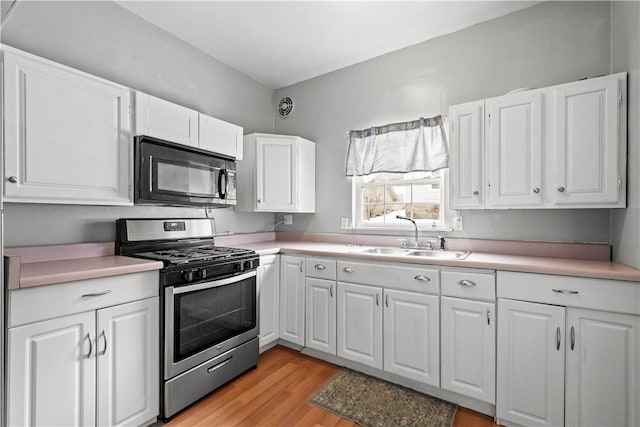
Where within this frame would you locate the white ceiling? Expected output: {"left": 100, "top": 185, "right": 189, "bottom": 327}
{"left": 119, "top": 1, "right": 540, "bottom": 89}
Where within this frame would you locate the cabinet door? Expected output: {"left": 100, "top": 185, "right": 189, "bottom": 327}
{"left": 441, "top": 297, "right": 495, "bottom": 403}
{"left": 258, "top": 255, "right": 280, "bottom": 350}
{"left": 256, "top": 136, "right": 297, "bottom": 211}
{"left": 555, "top": 77, "right": 621, "bottom": 205}
{"left": 487, "top": 91, "right": 543, "bottom": 207}
{"left": 305, "top": 277, "right": 337, "bottom": 354}
{"left": 135, "top": 92, "right": 198, "bottom": 147}
{"left": 199, "top": 113, "right": 244, "bottom": 159}
{"left": 496, "top": 299, "right": 565, "bottom": 427}
{"left": 449, "top": 100, "right": 484, "bottom": 209}
{"left": 3, "top": 47, "right": 132, "bottom": 205}
{"left": 279, "top": 255, "right": 305, "bottom": 346}
{"left": 565, "top": 308, "right": 639, "bottom": 427}
{"left": 337, "top": 282, "right": 383, "bottom": 369}
{"left": 97, "top": 298, "right": 159, "bottom": 427}
{"left": 383, "top": 289, "right": 439, "bottom": 386}
{"left": 8, "top": 311, "right": 96, "bottom": 427}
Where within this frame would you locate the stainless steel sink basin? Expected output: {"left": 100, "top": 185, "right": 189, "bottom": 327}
{"left": 406, "top": 250, "right": 471, "bottom": 260}
{"left": 352, "top": 246, "right": 471, "bottom": 260}
{"left": 356, "top": 247, "right": 413, "bottom": 255}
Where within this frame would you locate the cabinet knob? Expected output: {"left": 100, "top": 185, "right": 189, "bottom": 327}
{"left": 473, "top": 190, "right": 479, "bottom": 196}
{"left": 557, "top": 186, "right": 565, "bottom": 193}
{"left": 257, "top": 199, "right": 262, "bottom": 203}
{"left": 533, "top": 187, "right": 540, "bottom": 194}
{"left": 7, "top": 176, "right": 18, "bottom": 183}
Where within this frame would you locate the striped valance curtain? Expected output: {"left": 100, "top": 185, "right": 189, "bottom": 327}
{"left": 345, "top": 115, "right": 448, "bottom": 176}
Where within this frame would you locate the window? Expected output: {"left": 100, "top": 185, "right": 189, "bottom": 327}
{"left": 353, "top": 169, "right": 452, "bottom": 230}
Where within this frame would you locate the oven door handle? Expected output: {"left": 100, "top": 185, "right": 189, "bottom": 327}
{"left": 172, "top": 270, "right": 257, "bottom": 295}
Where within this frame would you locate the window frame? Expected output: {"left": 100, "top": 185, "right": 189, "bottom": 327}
{"left": 351, "top": 169, "right": 454, "bottom": 231}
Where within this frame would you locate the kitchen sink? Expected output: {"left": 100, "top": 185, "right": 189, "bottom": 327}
{"left": 352, "top": 246, "right": 471, "bottom": 260}
{"left": 355, "top": 247, "right": 413, "bottom": 255}
{"left": 405, "top": 250, "right": 471, "bottom": 260}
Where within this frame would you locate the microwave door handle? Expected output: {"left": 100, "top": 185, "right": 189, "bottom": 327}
{"left": 218, "top": 169, "right": 228, "bottom": 200}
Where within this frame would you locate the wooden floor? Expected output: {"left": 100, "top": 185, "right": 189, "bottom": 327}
{"left": 165, "top": 345, "right": 500, "bottom": 427}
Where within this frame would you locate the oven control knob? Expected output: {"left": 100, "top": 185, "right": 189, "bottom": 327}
{"left": 198, "top": 268, "right": 207, "bottom": 280}
{"left": 243, "top": 260, "right": 253, "bottom": 270}
{"left": 182, "top": 270, "right": 195, "bottom": 282}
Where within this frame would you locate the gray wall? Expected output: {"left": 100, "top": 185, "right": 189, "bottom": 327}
{"left": 274, "top": 1, "right": 620, "bottom": 246}
{"left": 1, "top": 1, "right": 276, "bottom": 246}
{"left": 611, "top": 1, "right": 640, "bottom": 269}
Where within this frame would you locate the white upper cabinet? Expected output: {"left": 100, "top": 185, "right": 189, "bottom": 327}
{"left": 448, "top": 72, "right": 626, "bottom": 209}
{"left": 135, "top": 92, "right": 199, "bottom": 147}
{"left": 486, "top": 91, "right": 543, "bottom": 208}
{"left": 554, "top": 76, "right": 624, "bottom": 206}
{"left": 238, "top": 133, "right": 315, "bottom": 213}
{"left": 199, "top": 114, "right": 243, "bottom": 159}
{"left": 2, "top": 46, "right": 133, "bottom": 205}
{"left": 449, "top": 100, "right": 485, "bottom": 209}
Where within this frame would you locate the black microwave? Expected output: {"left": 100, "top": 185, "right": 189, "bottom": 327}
{"left": 134, "top": 135, "right": 236, "bottom": 207}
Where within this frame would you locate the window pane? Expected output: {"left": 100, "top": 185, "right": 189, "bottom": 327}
{"left": 412, "top": 203, "right": 440, "bottom": 220}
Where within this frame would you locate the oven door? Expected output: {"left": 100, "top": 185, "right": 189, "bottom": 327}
{"left": 164, "top": 270, "right": 258, "bottom": 379}
{"left": 136, "top": 135, "right": 232, "bottom": 207}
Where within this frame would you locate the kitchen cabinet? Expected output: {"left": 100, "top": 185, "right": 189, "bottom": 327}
{"left": 337, "top": 281, "right": 383, "bottom": 369}
{"left": 305, "top": 258, "right": 337, "bottom": 354}
{"left": 279, "top": 255, "right": 306, "bottom": 346}
{"left": 486, "top": 90, "right": 543, "bottom": 207}
{"left": 383, "top": 289, "right": 439, "bottom": 387}
{"left": 237, "top": 133, "right": 315, "bottom": 213}
{"left": 448, "top": 73, "right": 627, "bottom": 209}
{"left": 449, "top": 100, "right": 485, "bottom": 209}
{"left": 496, "top": 271, "right": 640, "bottom": 427}
{"left": 440, "top": 270, "right": 495, "bottom": 404}
{"left": 7, "top": 272, "right": 159, "bottom": 427}
{"left": 2, "top": 46, "right": 132, "bottom": 206}
{"left": 554, "top": 76, "right": 624, "bottom": 205}
{"left": 135, "top": 92, "right": 199, "bottom": 147}
{"left": 336, "top": 260, "right": 439, "bottom": 378}
{"left": 258, "top": 254, "right": 280, "bottom": 351}
{"left": 199, "top": 113, "right": 244, "bottom": 159}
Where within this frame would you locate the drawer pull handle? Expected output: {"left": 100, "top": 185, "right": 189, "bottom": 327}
{"left": 81, "top": 290, "right": 112, "bottom": 298}
{"left": 207, "top": 356, "right": 233, "bottom": 373}
{"left": 552, "top": 289, "right": 579, "bottom": 294}
{"left": 414, "top": 275, "right": 431, "bottom": 282}
{"left": 457, "top": 280, "right": 477, "bottom": 287}
{"left": 84, "top": 333, "right": 93, "bottom": 359}
{"left": 314, "top": 264, "right": 326, "bottom": 270}
{"left": 343, "top": 267, "right": 354, "bottom": 273}
{"left": 556, "top": 327, "right": 561, "bottom": 351}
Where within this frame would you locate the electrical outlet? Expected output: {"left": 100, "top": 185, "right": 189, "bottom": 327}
{"left": 283, "top": 214, "right": 293, "bottom": 225}
{"left": 453, "top": 214, "right": 463, "bottom": 231}
{"left": 341, "top": 217, "right": 350, "bottom": 229}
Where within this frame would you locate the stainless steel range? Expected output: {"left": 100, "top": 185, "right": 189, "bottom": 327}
{"left": 115, "top": 218, "right": 259, "bottom": 420}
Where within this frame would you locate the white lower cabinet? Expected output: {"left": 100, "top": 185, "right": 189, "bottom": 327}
{"left": 305, "top": 277, "right": 336, "bottom": 354}
{"left": 279, "top": 255, "right": 306, "bottom": 346}
{"left": 8, "top": 297, "right": 159, "bottom": 427}
{"left": 441, "top": 297, "right": 495, "bottom": 403}
{"left": 337, "top": 282, "right": 383, "bottom": 369}
{"left": 384, "top": 289, "right": 439, "bottom": 387}
{"left": 497, "top": 297, "right": 640, "bottom": 427}
{"left": 258, "top": 254, "right": 280, "bottom": 350}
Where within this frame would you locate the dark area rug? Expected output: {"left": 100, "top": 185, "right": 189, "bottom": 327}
{"left": 308, "top": 368, "right": 457, "bottom": 427}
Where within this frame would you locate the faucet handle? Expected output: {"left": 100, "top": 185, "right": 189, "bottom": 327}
{"left": 399, "top": 239, "right": 409, "bottom": 248}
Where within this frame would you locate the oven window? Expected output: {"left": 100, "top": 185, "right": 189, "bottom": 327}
{"left": 173, "top": 277, "right": 256, "bottom": 361}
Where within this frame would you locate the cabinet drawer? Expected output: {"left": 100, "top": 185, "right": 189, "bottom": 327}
{"left": 442, "top": 270, "right": 495, "bottom": 301}
{"left": 497, "top": 271, "right": 640, "bottom": 315}
{"left": 9, "top": 271, "right": 159, "bottom": 327}
{"left": 306, "top": 257, "right": 336, "bottom": 280}
{"left": 337, "top": 260, "right": 439, "bottom": 294}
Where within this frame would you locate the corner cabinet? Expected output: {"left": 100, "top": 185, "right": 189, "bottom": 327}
{"left": 2, "top": 46, "right": 133, "bottom": 205}
{"left": 496, "top": 271, "right": 640, "bottom": 427}
{"left": 7, "top": 271, "right": 160, "bottom": 427}
{"left": 449, "top": 73, "right": 627, "bottom": 210}
{"left": 237, "top": 133, "right": 315, "bottom": 213}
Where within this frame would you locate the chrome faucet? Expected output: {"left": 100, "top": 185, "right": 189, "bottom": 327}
{"left": 396, "top": 215, "right": 420, "bottom": 248}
